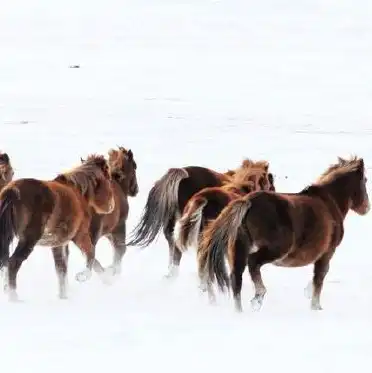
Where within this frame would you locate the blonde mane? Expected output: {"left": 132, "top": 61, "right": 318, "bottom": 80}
{"left": 315, "top": 156, "right": 363, "bottom": 185}
{"left": 55, "top": 154, "right": 108, "bottom": 196}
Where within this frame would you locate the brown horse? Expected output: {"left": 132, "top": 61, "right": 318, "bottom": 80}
{"left": 127, "top": 159, "right": 274, "bottom": 278}
{"left": 0, "top": 152, "right": 14, "bottom": 192}
{"left": 73, "top": 146, "right": 139, "bottom": 282}
{"left": 174, "top": 164, "right": 275, "bottom": 254}
{"left": 198, "top": 156, "right": 370, "bottom": 312}
{"left": 0, "top": 154, "right": 115, "bottom": 301}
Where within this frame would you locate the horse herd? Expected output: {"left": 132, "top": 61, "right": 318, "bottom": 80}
{"left": 0, "top": 149, "right": 369, "bottom": 312}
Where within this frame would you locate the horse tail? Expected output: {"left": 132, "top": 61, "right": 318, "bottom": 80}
{"left": 174, "top": 196, "right": 208, "bottom": 252}
{"left": 198, "top": 196, "right": 252, "bottom": 292}
{"left": 0, "top": 188, "right": 18, "bottom": 269}
{"left": 127, "top": 168, "right": 189, "bottom": 248}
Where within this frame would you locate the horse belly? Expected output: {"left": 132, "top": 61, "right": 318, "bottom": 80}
{"left": 37, "top": 223, "right": 76, "bottom": 247}
{"left": 37, "top": 215, "right": 76, "bottom": 247}
{"left": 273, "top": 245, "right": 326, "bottom": 268}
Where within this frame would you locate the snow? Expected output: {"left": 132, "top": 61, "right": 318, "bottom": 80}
{"left": 1, "top": 0, "right": 372, "bottom": 370}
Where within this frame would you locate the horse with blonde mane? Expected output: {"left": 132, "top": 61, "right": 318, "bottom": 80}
{"left": 198, "top": 156, "right": 370, "bottom": 312}
{"left": 0, "top": 154, "right": 115, "bottom": 301}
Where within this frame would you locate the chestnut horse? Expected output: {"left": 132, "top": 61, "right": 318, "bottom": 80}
{"left": 73, "top": 146, "right": 139, "bottom": 282}
{"left": 198, "top": 156, "right": 370, "bottom": 312}
{"left": 0, "top": 152, "right": 14, "bottom": 192}
{"left": 127, "top": 159, "right": 274, "bottom": 278}
{"left": 0, "top": 154, "right": 115, "bottom": 301}
{"left": 174, "top": 163, "right": 275, "bottom": 254}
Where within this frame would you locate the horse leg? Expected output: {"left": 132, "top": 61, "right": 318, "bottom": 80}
{"left": 106, "top": 225, "right": 127, "bottom": 277}
{"left": 230, "top": 236, "right": 248, "bottom": 312}
{"left": 310, "top": 255, "right": 330, "bottom": 310}
{"left": 163, "top": 218, "right": 182, "bottom": 279}
{"left": 52, "top": 245, "right": 69, "bottom": 299}
{"left": 247, "top": 247, "right": 282, "bottom": 311}
{"left": 73, "top": 232, "right": 108, "bottom": 284}
{"left": 197, "top": 265, "right": 216, "bottom": 304}
{"left": 6, "top": 237, "right": 37, "bottom": 302}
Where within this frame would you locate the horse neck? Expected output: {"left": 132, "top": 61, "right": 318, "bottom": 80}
{"left": 114, "top": 176, "right": 130, "bottom": 195}
{"left": 0, "top": 180, "right": 6, "bottom": 193}
{"left": 319, "top": 176, "right": 352, "bottom": 218}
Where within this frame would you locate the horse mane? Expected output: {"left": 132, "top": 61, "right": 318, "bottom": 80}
{"left": 315, "top": 156, "right": 363, "bottom": 185}
{"left": 54, "top": 154, "right": 108, "bottom": 196}
{"left": 223, "top": 158, "right": 270, "bottom": 184}
{"left": 241, "top": 158, "right": 269, "bottom": 171}
{"left": 108, "top": 146, "right": 136, "bottom": 181}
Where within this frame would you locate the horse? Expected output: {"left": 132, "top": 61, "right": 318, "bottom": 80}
{"left": 198, "top": 156, "right": 370, "bottom": 312}
{"left": 0, "top": 152, "right": 14, "bottom": 192}
{"left": 127, "top": 158, "right": 274, "bottom": 279}
{"left": 174, "top": 164, "right": 275, "bottom": 255}
{"left": 72, "top": 146, "right": 139, "bottom": 283}
{"left": 0, "top": 154, "right": 115, "bottom": 301}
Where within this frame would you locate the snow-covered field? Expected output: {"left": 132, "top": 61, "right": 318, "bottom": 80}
{"left": 1, "top": 0, "right": 372, "bottom": 370}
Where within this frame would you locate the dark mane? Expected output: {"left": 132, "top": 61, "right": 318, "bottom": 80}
{"left": 54, "top": 154, "right": 108, "bottom": 196}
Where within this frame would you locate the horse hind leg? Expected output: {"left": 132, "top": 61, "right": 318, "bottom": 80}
{"left": 106, "top": 227, "right": 127, "bottom": 277}
{"left": 247, "top": 245, "right": 283, "bottom": 312}
{"left": 52, "top": 245, "right": 69, "bottom": 299}
{"left": 230, "top": 236, "right": 249, "bottom": 312}
{"left": 163, "top": 218, "right": 182, "bottom": 279}
{"left": 6, "top": 236, "right": 38, "bottom": 302}
{"left": 310, "top": 255, "right": 331, "bottom": 310}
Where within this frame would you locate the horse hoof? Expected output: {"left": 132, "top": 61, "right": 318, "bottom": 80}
{"left": 8, "top": 291, "right": 19, "bottom": 303}
{"left": 75, "top": 271, "right": 91, "bottom": 282}
{"left": 250, "top": 298, "right": 263, "bottom": 312}
{"left": 59, "top": 293, "right": 68, "bottom": 300}
{"left": 106, "top": 265, "right": 119, "bottom": 277}
{"left": 311, "top": 304, "right": 323, "bottom": 311}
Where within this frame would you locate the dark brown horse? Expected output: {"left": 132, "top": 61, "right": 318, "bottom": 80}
{"left": 127, "top": 159, "right": 274, "bottom": 279}
{"left": 198, "top": 156, "right": 370, "bottom": 312}
{"left": 0, "top": 154, "right": 115, "bottom": 301}
{"left": 0, "top": 152, "right": 14, "bottom": 192}
{"left": 73, "top": 146, "right": 139, "bottom": 282}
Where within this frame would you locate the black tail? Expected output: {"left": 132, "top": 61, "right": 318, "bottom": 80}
{"left": 127, "top": 168, "right": 189, "bottom": 248}
{"left": 198, "top": 196, "right": 252, "bottom": 292}
{"left": 0, "top": 188, "right": 18, "bottom": 269}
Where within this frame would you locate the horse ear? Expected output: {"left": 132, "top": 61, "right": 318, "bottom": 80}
{"left": 80, "top": 157, "right": 85, "bottom": 163}
{"left": 127, "top": 149, "right": 133, "bottom": 160}
{"left": 358, "top": 158, "right": 364, "bottom": 169}
{"left": 1, "top": 153, "right": 9, "bottom": 163}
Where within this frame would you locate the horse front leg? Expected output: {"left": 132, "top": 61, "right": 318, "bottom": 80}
{"left": 73, "top": 232, "right": 112, "bottom": 285}
{"left": 52, "top": 245, "right": 69, "bottom": 299}
{"left": 310, "top": 255, "right": 331, "bottom": 310}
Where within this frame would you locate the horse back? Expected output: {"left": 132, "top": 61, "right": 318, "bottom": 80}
{"left": 0, "top": 178, "right": 56, "bottom": 234}
{"left": 178, "top": 166, "right": 226, "bottom": 211}
{"left": 194, "top": 186, "right": 239, "bottom": 222}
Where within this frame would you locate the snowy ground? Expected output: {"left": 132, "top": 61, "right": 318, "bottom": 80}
{"left": 1, "top": 0, "right": 372, "bottom": 370}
